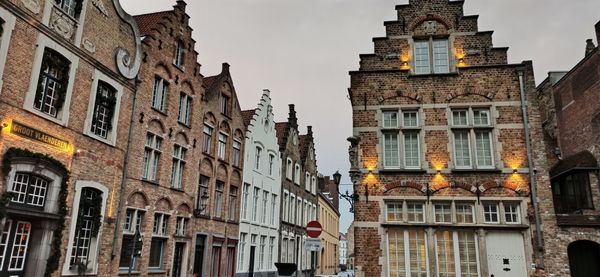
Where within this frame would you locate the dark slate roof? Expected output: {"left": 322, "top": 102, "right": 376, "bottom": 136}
{"left": 241, "top": 109, "right": 256, "bottom": 128}
{"left": 133, "top": 11, "right": 173, "bottom": 37}
{"left": 550, "top": 151, "right": 599, "bottom": 178}
{"left": 275, "top": 122, "right": 289, "bottom": 147}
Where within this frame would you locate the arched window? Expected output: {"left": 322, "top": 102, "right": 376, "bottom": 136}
{"left": 34, "top": 48, "right": 71, "bottom": 118}
{"left": 568, "top": 240, "right": 600, "bottom": 277}
{"left": 90, "top": 81, "right": 117, "bottom": 139}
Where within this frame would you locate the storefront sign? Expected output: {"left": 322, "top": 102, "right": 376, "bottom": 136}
{"left": 10, "top": 121, "right": 71, "bottom": 151}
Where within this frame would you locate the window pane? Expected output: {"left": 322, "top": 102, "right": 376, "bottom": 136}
{"left": 452, "top": 110, "right": 468, "bottom": 126}
{"left": 404, "top": 132, "right": 420, "bottom": 168}
{"left": 483, "top": 203, "right": 499, "bottom": 223}
{"left": 388, "top": 230, "right": 405, "bottom": 276}
{"left": 434, "top": 203, "right": 452, "bottom": 223}
{"left": 403, "top": 111, "right": 418, "bottom": 127}
{"left": 407, "top": 203, "right": 424, "bottom": 223}
{"left": 433, "top": 39, "right": 449, "bottom": 74}
{"left": 387, "top": 203, "right": 403, "bottom": 222}
{"left": 383, "top": 111, "right": 399, "bottom": 128}
{"left": 408, "top": 230, "right": 427, "bottom": 276}
{"left": 473, "top": 109, "right": 490, "bottom": 126}
{"left": 458, "top": 232, "right": 478, "bottom": 277}
{"left": 203, "top": 125, "right": 213, "bottom": 154}
{"left": 456, "top": 204, "right": 474, "bottom": 223}
{"left": 454, "top": 131, "right": 471, "bottom": 167}
{"left": 414, "top": 41, "right": 430, "bottom": 74}
{"left": 149, "top": 238, "right": 165, "bottom": 268}
{"left": 475, "top": 131, "right": 493, "bottom": 167}
{"left": 504, "top": 203, "right": 521, "bottom": 224}
{"left": 436, "top": 231, "right": 455, "bottom": 277}
{"left": 384, "top": 133, "right": 400, "bottom": 167}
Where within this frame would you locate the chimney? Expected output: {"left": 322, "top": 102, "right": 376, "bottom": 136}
{"left": 175, "top": 0, "right": 187, "bottom": 12}
{"left": 221, "top": 62, "right": 230, "bottom": 73}
{"left": 596, "top": 21, "right": 600, "bottom": 49}
{"left": 307, "top": 126, "right": 313, "bottom": 138}
{"left": 586, "top": 39, "right": 596, "bottom": 56}
{"left": 288, "top": 104, "right": 298, "bottom": 129}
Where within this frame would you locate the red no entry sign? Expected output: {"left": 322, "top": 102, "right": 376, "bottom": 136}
{"left": 306, "top": 221, "right": 322, "bottom": 238}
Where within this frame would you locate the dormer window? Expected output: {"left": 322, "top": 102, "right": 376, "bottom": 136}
{"left": 414, "top": 39, "right": 449, "bottom": 75}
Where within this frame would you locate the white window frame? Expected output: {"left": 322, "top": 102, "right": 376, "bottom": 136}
{"left": 451, "top": 107, "right": 495, "bottom": 170}
{"left": 24, "top": 36, "right": 80, "bottom": 125}
{"left": 294, "top": 164, "right": 301, "bottom": 185}
{"left": 178, "top": 93, "right": 192, "bottom": 126}
{"left": 255, "top": 146, "right": 262, "bottom": 170}
{"left": 142, "top": 132, "right": 162, "bottom": 182}
{"left": 503, "top": 202, "right": 522, "bottom": 224}
{"left": 171, "top": 144, "right": 187, "bottom": 190}
{"left": 217, "top": 132, "right": 228, "bottom": 160}
{"left": 413, "top": 38, "right": 450, "bottom": 75}
{"left": 0, "top": 8, "right": 16, "bottom": 95}
{"left": 386, "top": 229, "right": 430, "bottom": 276}
{"left": 84, "top": 72, "right": 123, "bottom": 145}
{"left": 434, "top": 202, "right": 452, "bottom": 223}
{"left": 174, "top": 40, "right": 185, "bottom": 69}
{"left": 483, "top": 202, "right": 500, "bottom": 224}
{"left": 406, "top": 202, "right": 425, "bottom": 223}
{"left": 434, "top": 231, "right": 481, "bottom": 277}
{"left": 151, "top": 76, "right": 169, "bottom": 112}
{"left": 286, "top": 159, "right": 293, "bottom": 180}
{"left": 382, "top": 109, "right": 422, "bottom": 169}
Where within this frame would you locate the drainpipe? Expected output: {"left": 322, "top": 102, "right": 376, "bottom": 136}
{"left": 111, "top": 76, "right": 140, "bottom": 258}
{"left": 517, "top": 67, "right": 545, "bottom": 270}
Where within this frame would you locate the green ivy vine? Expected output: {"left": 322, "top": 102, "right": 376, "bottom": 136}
{"left": 1, "top": 148, "right": 69, "bottom": 277}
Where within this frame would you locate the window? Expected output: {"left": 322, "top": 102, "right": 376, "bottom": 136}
{"left": 238, "top": 233, "right": 246, "bottom": 270}
{"left": 504, "top": 203, "right": 521, "bottom": 224}
{"left": 175, "top": 217, "right": 188, "bottom": 236}
{"left": 434, "top": 203, "right": 452, "bottom": 223}
{"left": 382, "top": 110, "right": 421, "bottom": 169}
{"left": 483, "top": 203, "right": 499, "bottom": 223}
{"left": 552, "top": 172, "right": 594, "bottom": 213}
{"left": 68, "top": 188, "right": 103, "bottom": 271}
{"left": 150, "top": 213, "right": 169, "bottom": 269}
{"left": 435, "top": 231, "right": 479, "bottom": 277}
{"left": 220, "top": 94, "right": 230, "bottom": 115}
{"left": 283, "top": 192, "right": 289, "bottom": 222}
{"left": 34, "top": 49, "right": 71, "bottom": 118}
{"left": 268, "top": 237, "right": 275, "bottom": 269}
{"left": 311, "top": 176, "right": 317, "bottom": 194}
{"left": 228, "top": 186, "right": 238, "bottom": 221}
{"left": 143, "top": 133, "right": 162, "bottom": 181}
{"left": 413, "top": 39, "right": 449, "bottom": 74}
{"left": 178, "top": 94, "right": 192, "bottom": 125}
{"left": 252, "top": 188, "right": 260, "bottom": 222}
{"left": 436, "top": 231, "right": 454, "bottom": 277}
{"left": 211, "top": 246, "right": 221, "bottom": 277}
{"left": 8, "top": 221, "right": 31, "bottom": 271}
{"left": 242, "top": 183, "right": 250, "bottom": 220}
{"left": 198, "top": 175, "right": 210, "bottom": 216}
{"left": 281, "top": 238, "right": 288, "bottom": 263}
{"left": 9, "top": 172, "right": 49, "bottom": 208}
{"left": 268, "top": 154, "right": 275, "bottom": 176}
{"left": 203, "top": 125, "right": 213, "bottom": 154}
{"left": 259, "top": 236, "right": 266, "bottom": 270}
{"left": 294, "top": 164, "right": 300, "bottom": 185}
{"left": 305, "top": 173, "right": 310, "bottom": 191}
{"left": 255, "top": 147, "right": 262, "bottom": 170}
{"left": 290, "top": 195, "right": 296, "bottom": 224}
{"left": 174, "top": 40, "right": 185, "bottom": 68}
{"left": 0, "top": 220, "right": 10, "bottom": 270}
{"left": 286, "top": 159, "right": 293, "bottom": 180}
{"left": 456, "top": 203, "right": 474, "bottom": 223}
{"left": 458, "top": 232, "right": 479, "bottom": 277}
{"left": 218, "top": 133, "right": 228, "bottom": 160}
{"left": 119, "top": 209, "right": 144, "bottom": 271}
{"left": 214, "top": 181, "right": 224, "bottom": 218}
{"left": 152, "top": 77, "right": 168, "bottom": 112}
{"left": 388, "top": 229, "right": 427, "bottom": 276}
{"left": 270, "top": 194, "right": 277, "bottom": 225}
{"left": 90, "top": 81, "right": 117, "bottom": 139}
{"left": 452, "top": 108, "right": 494, "bottom": 169}
{"left": 406, "top": 202, "right": 425, "bottom": 223}
{"left": 383, "top": 111, "right": 399, "bottom": 128}
{"left": 56, "top": 0, "right": 79, "bottom": 18}
{"left": 171, "top": 144, "right": 187, "bottom": 190}
{"left": 386, "top": 203, "right": 402, "bottom": 222}
{"left": 297, "top": 198, "right": 302, "bottom": 225}
{"left": 262, "top": 191, "right": 269, "bottom": 224}
{"left": 232, "top": 140, "right": 241, "bottom": 167}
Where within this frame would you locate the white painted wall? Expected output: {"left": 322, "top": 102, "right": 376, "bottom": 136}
{"left": 237, "top": 90, "right": 282, "bottom": 275}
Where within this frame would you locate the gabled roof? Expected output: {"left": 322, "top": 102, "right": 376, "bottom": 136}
{"left": 133, "top": 11, "right": 173, "bottom": 37}
{"left": 275, "top": 122, "right": 289, "bottom": 147}
{"left": 241, "top": 109, "right": 256, "bottom": 128}
{"left": 202, "top": 75, "right": 220, "bottom": 90}
{"left": 299, "top": 134, "right": 310, "bottom": 160}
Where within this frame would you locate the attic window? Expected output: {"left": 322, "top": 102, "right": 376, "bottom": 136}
{"left": 414, "top": 39, "right": 450, "bottom": 75}
{"left": 220, "top": 94, "right": 230, "bottom": 116}
{"left": 174, "top": 40, "right": 185, "bottom": 68}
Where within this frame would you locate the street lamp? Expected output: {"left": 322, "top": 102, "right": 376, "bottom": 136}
{"left": 193, "top": 191, "right": 210, "bottom": 218}
{"left": 333, "top": 171, "right": 360, "bottom": 213}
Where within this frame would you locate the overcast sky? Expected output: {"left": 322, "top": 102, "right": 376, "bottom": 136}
{"left": 121, "top": 0, "right": 600, "bottom": 234}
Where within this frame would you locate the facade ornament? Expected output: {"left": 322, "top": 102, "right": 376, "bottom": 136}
{"left": 111, "top": 0, "right": 141, "bottom": 79}
{"left": 347, "top": 136, "right": 360, "bottom": 170}
{"left": 92, "top": 0, "right": 108, "bottom": 17}
{"left": 82, "top": 38, "right": 96, "bottom": 53}
{"left": 20, "top": 0, "right": 40, "bottom": 14}
{"left": 50, "top": 10, "right": 75, "bottom": 40}
{"left": 424, "top": 20, "right": 437, "bottom": 34}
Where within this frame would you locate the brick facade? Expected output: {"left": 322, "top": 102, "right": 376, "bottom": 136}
{"left": 536, "top": 21, "right": 600, "bottom": 277}
{"left": 0, "top": 0, "right": 140, "bottom": 276}
{"left": 349, "top": 0, "right": 548, "bottom": 276}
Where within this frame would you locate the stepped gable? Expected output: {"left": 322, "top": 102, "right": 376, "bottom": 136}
{"left": 241, "top": 109, "right": 257, "bottom": 128}
{"left": 134, "top": 11, "right": 173, "bottom": 36}
{"left": 275, "top": 122, "right": 290, "bottom": 148}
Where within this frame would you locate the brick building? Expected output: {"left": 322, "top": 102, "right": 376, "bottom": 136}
{"left": 237, "top": 89, "right": 282, "bottom": 277}
{"left": 316, "top": 192, "right": 340, "bottom": 276}
{"left": 348, "top": 0, "right": 549, "bottom": 276}
{"left": 536, "top": 21, "right": 600, "bottom": 277}
{"left": 0, "top": 0, "right": 140, "bottom": 276}
{"left": 276, "top": 104, "right": 319, "bottom": 276}
{"left": 111, "top": 2, "right": 246, "bottom": 276}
